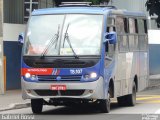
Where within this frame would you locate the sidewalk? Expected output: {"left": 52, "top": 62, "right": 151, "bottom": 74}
{"left": 0, "top": 90, "right": 30, "bottom": 111}
{"left": 149, "top": 74, "right": 160, "bottom": 88}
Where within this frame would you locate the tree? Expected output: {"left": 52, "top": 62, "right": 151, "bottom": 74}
{"left": 146, "top": 0, "right": 160, "bottom": 27}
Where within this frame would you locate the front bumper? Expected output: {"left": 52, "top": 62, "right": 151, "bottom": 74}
{"left": 21, "top": 77, "right": 105, "bottom": 100}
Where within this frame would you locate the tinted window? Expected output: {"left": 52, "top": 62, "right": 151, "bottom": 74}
{"left": 129, "top": 35, "right": 139, "bottom": 51}
{"left": 144, "top": 19, "right": 148, "bottom": 33}
{"left": 129, "top": 18, "right": 136, "bottom": 33}
{"left": 139, "top": 35, "right": 147, "bottom": 51}
{"left": 116, "top": 17, "right": 125, "bottom": 34}
{"left": 124, "top": 18, "right": 129, "bottom": 33}
{"left": 138, "top": 19, "right": 145, "bottom": 34}
{"left": 119, "top": 35, "right": 128, "bottom": 52}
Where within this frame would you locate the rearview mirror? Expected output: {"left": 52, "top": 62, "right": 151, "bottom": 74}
{"left": 18, "top": 33, "right": 24, "bottom": 44}
{"left": 104, "top": 31, "right": 117, "bottom": 44}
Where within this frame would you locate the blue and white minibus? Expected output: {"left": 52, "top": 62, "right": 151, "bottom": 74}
{"left": 20, "top": 3, "right": 149, "bottom": 113}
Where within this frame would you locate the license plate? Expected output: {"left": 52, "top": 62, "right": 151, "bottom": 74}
{"left": 50, "top": 85, "right": 66, "bottom": 91}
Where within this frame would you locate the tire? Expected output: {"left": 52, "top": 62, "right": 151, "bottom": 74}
{"left": 117, "top": 95, "right": 127, "bottom": 106}
{"left": 98, "top": 91, "right": 111, "bottom": 113}
{"left": 117, "top": 82, "right": 136, "bottom": 106}
{"left": 126, "top": 81, "right": 136, "bottom": 106}
{"left": 31, "top": 99, "right": 43, "bottom": 114}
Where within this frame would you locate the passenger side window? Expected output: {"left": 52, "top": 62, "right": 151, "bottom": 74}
{"left": 124, "top": 18, "right": 129, "bottom": 33}
{"left": 138, "top": 19, "right": 147, "bottom": 51}
{"left": 107, "top": 27, "right": 116, "bottom": 32}
{"left": 106, "top": 42, "right": 116, "bottom": 58}
{"left": 138, "top": 19, "right": 145, "bottom": 34}
{"left": 106, "top": 17, "right": 116, "bottom": 58}
{"left": 116, "top": 17, "right": 129, "bottom": 52}
{"left": 107, "top": 17, "right": 116, "bottom": 32}
{"left": 139, "top": 35, "right": 147, "bottom": 51}
{"left": 128, "top": 18, "right": 139, "bottom": 51}
{"left": 116, "top": 17, "right": 125, "bottom": 34}
{"left": 144, "top": 19, "right": 148, "bottom": 34}
{"left": 105, "top": 41, "right": 116, "bottom": 66}
{"left": 119, "top": 35, "right": 128, "bottom": 52}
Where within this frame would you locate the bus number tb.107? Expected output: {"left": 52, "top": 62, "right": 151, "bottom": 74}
{"left": 70, "top": 69, "right": 82, "bottom": 75}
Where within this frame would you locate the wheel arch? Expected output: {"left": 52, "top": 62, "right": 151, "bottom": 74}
{"left": 134, "top": 75, "right": 138, "bottom": 92}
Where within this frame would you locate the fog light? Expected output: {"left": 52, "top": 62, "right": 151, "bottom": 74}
{"left": 89, "top": 90, "right": 93, "bottom": 93}
{"left": 84, "top": 74, "right": 90, "bottom": 79}
{"left": 27, "top": 90, "right": 31, "bottom": 93}
{"left": 31, "top": 75, "right": 36, "bottom": 80}
{"left": 25, "top": 73, "right": 31, "bottom": 79}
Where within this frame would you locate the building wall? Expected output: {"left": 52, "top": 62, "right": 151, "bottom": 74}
{"left": 2, "top": 0, "right": 56, "bottom": 90}
{"left": 3, "top": 0, "right": 24, "bottom": 24}
{"left": 3, "top": 24, "right": 26, "bottom": 90}
{"left": 0, "top": 0, "right": 4, "bottom": 94}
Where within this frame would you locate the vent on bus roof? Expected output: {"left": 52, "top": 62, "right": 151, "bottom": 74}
{"left": 59, "top": 2, "right": 117, "bottom": 9}
{"left": 59, "top": 2, "right": 92, "bottom": 7}
{"left": 91, "top": 5, "right": 117, "bottom": 9}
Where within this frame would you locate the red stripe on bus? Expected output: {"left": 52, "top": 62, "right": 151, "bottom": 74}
{"left": 21, "top": 68, "right": 53, "bottom": 76}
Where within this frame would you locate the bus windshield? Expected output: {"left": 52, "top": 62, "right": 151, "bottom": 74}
{"left": 23, "top": 14, "right": 103, "bottom": 57}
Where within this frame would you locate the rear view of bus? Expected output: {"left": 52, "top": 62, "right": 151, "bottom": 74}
{"left": 20, "top": 3, "right": 149, "bottom": 114}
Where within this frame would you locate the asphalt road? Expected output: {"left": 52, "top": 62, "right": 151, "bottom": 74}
{"left": 0, "top": 88, "right": 160, "bottom": 120}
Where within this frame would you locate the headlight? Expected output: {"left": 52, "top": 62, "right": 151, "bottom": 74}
{"left": 84, "top": 72, "right": 97, "bottom": 80}
{"left": 25, "top": 73, "right": 31, "bottom": 78}
{"left": 90, "top": 72, "right": 97, "bottom": 79}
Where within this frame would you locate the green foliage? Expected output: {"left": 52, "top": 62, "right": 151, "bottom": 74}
{"left": 146, "top": 0, "right": 160, "bottom": 27}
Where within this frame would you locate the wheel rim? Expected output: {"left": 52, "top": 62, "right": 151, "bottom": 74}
{"left": 132, "top": 84, "right": 136, "bottom": 104}
{"left": 107, "top": 92, "right": 111, "bottom": 111}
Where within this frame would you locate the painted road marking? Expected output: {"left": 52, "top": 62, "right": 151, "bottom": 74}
{"left": 137, "top": 95, "right": 160, "bottom": 104}
{"left": 136, "top": 96, "right": 160, "bottom": 101}
{"left": 111, "top": 95, "right": 160, "bottom": 104}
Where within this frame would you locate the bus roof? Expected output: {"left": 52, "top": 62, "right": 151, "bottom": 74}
{"left": 32, "top": 7, "right": 146, "bottom": 17}
{"left": 32, "top": 7, "right": 111, "bottom": 15}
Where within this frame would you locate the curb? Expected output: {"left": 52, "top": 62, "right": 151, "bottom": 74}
{"left": 146, "top": 84, "right": 160, "bottom": 90}
{"left": 149, "top": 74, "right": 160, "bottom": 80}
{"left": 0, "top": 102, "right": 31, "bottom": 112}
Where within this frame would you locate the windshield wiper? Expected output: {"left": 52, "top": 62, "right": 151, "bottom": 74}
{"left": 63, "top": 24, "right": 79, "bottom": 59}
{"left": 41, "top": 25, "right": 60, "bottom": 59}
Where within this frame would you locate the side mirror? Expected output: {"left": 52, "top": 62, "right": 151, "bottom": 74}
{"left": 18, "top": 33, "right": 24, "bottom": 44}
{"left": 104, "top": 31, "right": 117, "bottom": 44}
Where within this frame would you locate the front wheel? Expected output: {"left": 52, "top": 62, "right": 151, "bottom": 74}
{"left": 98, "top": 92, "right": 110, "bottom": 113}
{"left": 31, "top": 99, "right": 43, "bottom": 114}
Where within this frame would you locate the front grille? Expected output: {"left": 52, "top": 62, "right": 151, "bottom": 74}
{"left": 35, "top": 90, "right": 58, "bottom": 96}
{"left": 37, "top": 75, "right": 82, "bottom": 81}
{"left": 60, "top": 90, "right": 84, "bottom": 96}
{"left": 34, "top": 90, "right": 85, "bottom": 96}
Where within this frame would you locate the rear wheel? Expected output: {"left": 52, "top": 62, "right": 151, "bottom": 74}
{"left": 126, "top": 81, "right": 136, "bottom": 106}
{"left": 117, "top": 82, "right": 136, "bottom": 106}
{"left": 31, "top": 99, "right": 43, "bottom": 114}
